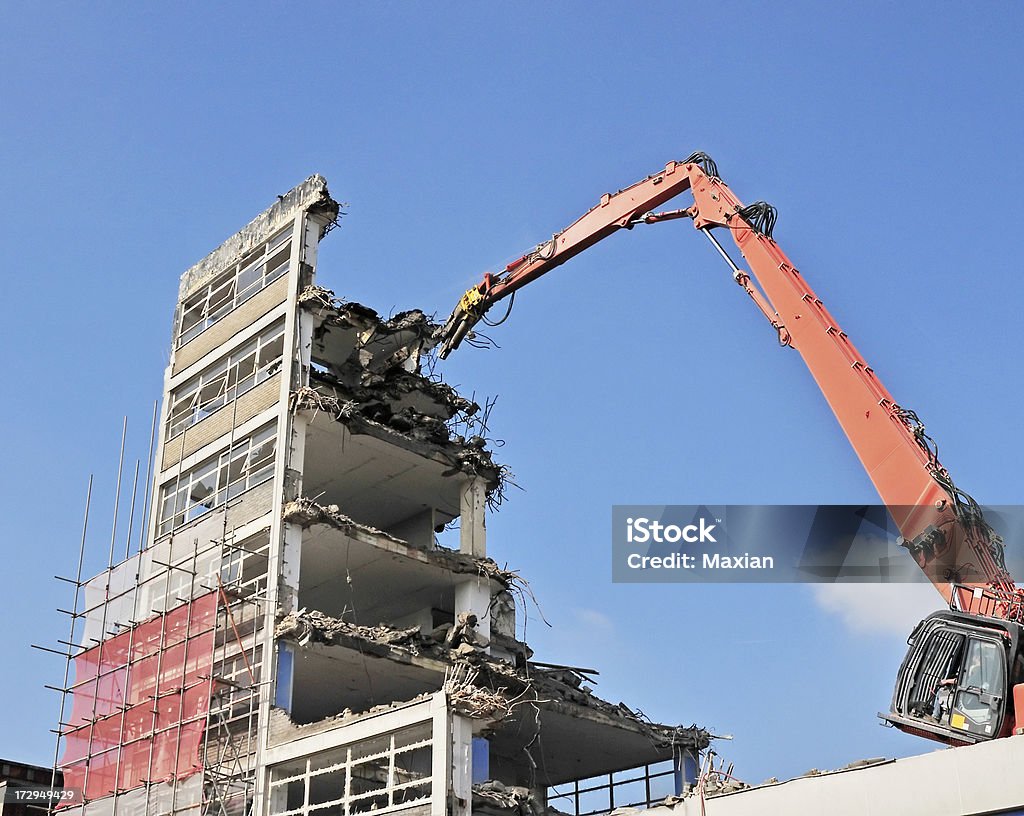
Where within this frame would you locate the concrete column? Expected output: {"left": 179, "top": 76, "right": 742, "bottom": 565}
{"left": 454, "top": 578, "right": 491, "bottom": 649}
{"left": 459, "top": 477, "right": 486, "bottom": 557}
{"left": 255, "top": 209, "right": 318, "bottom": 813}
{"left": 297, "top": 301, "right": 314, "bottom": 384}
{"left": 450, "top": 715, "right": 474, "bottom": 816}
{"left": 279, "top": 410, "right": 307, "bottom": 615}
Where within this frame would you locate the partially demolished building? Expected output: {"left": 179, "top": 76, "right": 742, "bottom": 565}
{"left": 53, "top": 177, "right": 707, "bottom": 816}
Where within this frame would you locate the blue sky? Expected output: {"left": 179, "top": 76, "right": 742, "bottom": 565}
{"left": 2, "top": 0, "right": 1022, "bottom": 785}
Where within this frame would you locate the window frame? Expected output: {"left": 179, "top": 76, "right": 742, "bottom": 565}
{"left": 176, "top": 227, "right": 292, "bottom": 347}
{"left": 157, "top": 426, "right": 277, "bottom": 536}
{"left": 166, "top": 321, "right": 286, "bottom": 440}
{"left": 268, "top": 722, "right": 434, "bottom": 816}
{"left": 952, "top": 636, "right": 1006, "bottom": 733}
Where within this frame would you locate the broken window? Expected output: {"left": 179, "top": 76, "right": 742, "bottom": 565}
{"left": 219, "top": 531, "right": 271, "bottom": 597}
{"left": 176, "top": 227, "right": 292, "bottom": 346}
{"left": 268, "top": 722, "right": 433, "bottom": 816}
{"left": 158, "top": 425, "right": 277, "bottom": 535}
{"left": 167, "top": 321, "right": 286, "bottom": 438}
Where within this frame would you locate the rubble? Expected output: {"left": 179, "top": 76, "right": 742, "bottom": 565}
{"left": 700, "top": 774, "right": 750, "bottom": 797}
{"left": 298, "top": 284, "right": 438, "bottom": 379}
{"left": 472, "top": 781, "right": 546, "bottom": 816}
{"left": 274, "top": 606, "right": 500, "bottom": 664}
{"left": 267, "top": 694, "right": 434, "bottom": 744}
{"left": 437, "top": 611, "right": 491, "bottom": 652}
{"left": 442, "top": 665, "right": 540, "bottom": 722}
{"left": 275, "top": 608, "right": 422, "bottom": 650}
{"left": 293, "top": 285, "right": 514, "bottom": 506}
{"left": 290, "top": 382, "right": 507, "bottom": 493}
{"left": 282, "top": 496, "right": 408, "bottom": 544}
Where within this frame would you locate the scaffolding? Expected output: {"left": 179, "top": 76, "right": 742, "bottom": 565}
{"left": 41, "top": 414, "right": 271, "bottom": 816}
{"left": 201, "top": 530, "right": 270, "bottom": 816}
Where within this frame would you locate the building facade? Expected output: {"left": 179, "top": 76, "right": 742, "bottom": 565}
{"left": 55, "top": 177, "right": 705, "bottom": 816}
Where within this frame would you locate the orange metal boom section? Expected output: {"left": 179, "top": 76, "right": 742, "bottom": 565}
{"left": 436, "top": 156, "right": 1020, "bottom": 616}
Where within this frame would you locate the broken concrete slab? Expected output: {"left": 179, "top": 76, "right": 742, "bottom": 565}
{"left": 276, "top": 608, "right": 423, "bottom": 649}
{"left": 274, "top": 603, "right": 709, "bottom": 757}
{"left": 283, "top": 496, "right": 519, "bottom": 586}
{"left": 299, "top": 284, "right": 440, "bottom": 380}
{"left": 293, "top": 286, "right": 512, "bottom": 507}
{"left": 291, "top": 386, "right": 509, "bottom": 504}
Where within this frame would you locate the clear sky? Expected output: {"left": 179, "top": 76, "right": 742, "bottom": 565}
{"left": 2, "top": 0, "right": 1022, "bottom": 786}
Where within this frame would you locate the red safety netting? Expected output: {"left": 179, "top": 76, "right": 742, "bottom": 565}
{"left": 60, "top": 591, "right": 218, "bottom": 804}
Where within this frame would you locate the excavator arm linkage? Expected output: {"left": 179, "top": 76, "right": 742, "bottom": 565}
{"left": 435, "top": 152, "right": 1019, "bottom": 617}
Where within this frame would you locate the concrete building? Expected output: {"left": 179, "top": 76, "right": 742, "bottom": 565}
{"left": 53, "top": 176, "right": 707, "bottom": 816}
{"left": 0, "top": 760, "right": 62, "bottom": 815}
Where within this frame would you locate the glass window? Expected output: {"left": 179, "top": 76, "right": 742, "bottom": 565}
{"left": 265, "top": 247, "right": 291, "bottom": 283}
{"left": 167, "top": 381, "right": 201, "bottom": 436}
{"left": 175, "top": 228, "right": 293, "bottom": 346}
{"left": 179, "top": 301, "right": 206, "bottom": 344}
{"left": 197, "top": 371, "right": 227, "bottom": 417}
{"left": 207, "top": 278, "right": 235, "bottom": 319}
{"left": 157, "top": 426, "right": 277, "bottom": 535}
{"left": 236, "top": 260, "right": 263, "bottom": 298}
{"left": 953, "top": 639, "right": 1005, "bottom": 732}
{"left": 257, "top": 334, "right": 285, "bottom": 380}
{"left": 166, "top": 322, "right": 285, "bottom": 439}
{"left": 231, "top": 346, "right": 259, "bottom": 396}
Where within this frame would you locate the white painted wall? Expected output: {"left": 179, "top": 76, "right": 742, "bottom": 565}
{"left": 654, "top": 736, "right": 1024, "bottom": 816}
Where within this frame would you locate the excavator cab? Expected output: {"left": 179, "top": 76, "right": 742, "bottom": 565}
{"left": 884, "top": 610, "right": 1024, "bottom": 744}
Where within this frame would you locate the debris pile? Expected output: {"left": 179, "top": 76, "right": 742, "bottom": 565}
{"left": 299, "top": 285, "right": 438, "bottom": 378}
{"left": 274, "top": 606, "right": 499, "bottom": 661}
{"left": 442, "top": 665, "right": 537, "bottom": 721}
{"left": 282, "top": 496, "right": 407, "bottom": 544}
{"left": 294, "top": 285, "right": 512, "bottom": 503}
{"left": 267, "top": 694, "right": 435, "bottom": 739}
{"left": 436, "top": 611, "right": 491, "bottom": 655}
{"left": 275, "top": 609, "right": 422, "bottom": 649}
{"left": 472, "top": 781, "right": 546, "bottom": 816}
{"left": 691, "top": 751, "right": 751, "bottom": 800}
{"left": 700, "top": 774, "right": 750, "bottom": 797}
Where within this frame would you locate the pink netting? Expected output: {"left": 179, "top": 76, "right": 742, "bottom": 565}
{"left": 60, "top": 592, "right": 218, "bottom": 803}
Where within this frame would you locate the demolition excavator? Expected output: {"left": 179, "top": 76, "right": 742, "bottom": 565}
{"left": 434, "top": 152, "right": 1024, "bottom": 747}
